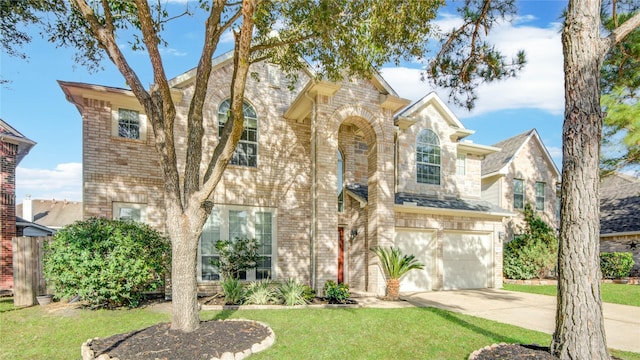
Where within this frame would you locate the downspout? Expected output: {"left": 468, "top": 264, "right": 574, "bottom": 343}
{"left": 305, "top": 90, "right": 318, "bottom": 290}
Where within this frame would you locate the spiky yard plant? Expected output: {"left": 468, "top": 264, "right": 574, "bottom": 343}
{"left": 244, "top": 279, "right": 278, "bottom": 305}
{"left": 370, "top": 246, "right": 424, "bottom": 301}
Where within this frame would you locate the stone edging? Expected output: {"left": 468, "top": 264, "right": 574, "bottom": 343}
{"left": 468, "top": 342, "right": 507, "bottom": 359}
{"left": 80, "top": 319, "right": 275, "bottom": 360}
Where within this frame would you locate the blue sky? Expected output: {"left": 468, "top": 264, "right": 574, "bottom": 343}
{"left": 1, "top": 0, "right": 568, "bottom": 203}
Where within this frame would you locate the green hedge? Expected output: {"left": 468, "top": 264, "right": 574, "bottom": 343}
{"left": 600, "top": 252, "right": 634, "bottom": 279}
{"left": 43, "top": 218, "right": 171, "bottom": 308}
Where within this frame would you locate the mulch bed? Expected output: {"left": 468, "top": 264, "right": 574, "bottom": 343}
{"left": 89, "top": 320, "right": 271, "bottom": 360}
{"left": 470, "top": 344, "right": 558, "bottom": 359}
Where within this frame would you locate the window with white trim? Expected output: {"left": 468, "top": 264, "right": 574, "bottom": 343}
{"left": 456, "top": 154, "right": 466, "bottom": 176}
{"left": 218, "top": 99, "right": 258, "bottom": 167}
{"left": 118, "top": 109, "right": 141, "bottom": 139}
{"left": 199, "top": 206, "right": 275, "bottom": 281}
{"left": 113, "top": 202, "right": 146, "bottom": 222}
{"left": 535, "top": 182, "right": 545, "bottom": 211}
{"left": 416, "top": 129, "right": 441, "bottom": 185}
{"left": 513, "top": 179, "right": 524, "bottom": 210}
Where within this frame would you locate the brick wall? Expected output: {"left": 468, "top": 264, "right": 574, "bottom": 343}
{"left": 0, "top": 141, "right": 18, "bottom": 289}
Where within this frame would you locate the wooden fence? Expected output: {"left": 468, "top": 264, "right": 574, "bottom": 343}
{"left": 12, "top": 236, "right": 51, "bottom": 307}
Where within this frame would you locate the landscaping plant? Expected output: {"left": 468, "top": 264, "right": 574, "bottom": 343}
{"left": 600, "top": 252, "right": 635, "bottom": 279}
{"left": 220, "top": 277, "right": 245, "bottom": 305}
{"left": 42, "top": 217, "right": 170, "bottom": 308}
{"left": 277, "top": 279, "right": 311, "bottom": 306}
{"left": 503, "top": 203, "right": 558, "bottom": 280}
{"left": 323, "top": 280, "right": 350, "bottom": 304}
{"left": 370, "top": 246, "right": 424, "bottom": 301}
{"left": 244, "top": 279, "right": 278, "bottom": 305}
{"left": 212, "top": 237, "right": 263, "bottom": 280}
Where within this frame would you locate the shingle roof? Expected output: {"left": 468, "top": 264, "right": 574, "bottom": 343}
{"left": 0, "top": 119, "right": 36, "bottom": 164}
{"left": 395, "top": 193, "right": 512, "bottom": 214}
{"left": 16, "top": 199, "right": 83, "bottom": 229}
{"left": 600, "top": 173, "right": 640, "bottom": 235}
{"left": 346, "top": 184, "right": 511, "bottom": 215}
{"left": 481, "top": 129, "right": 534, "bottom": 176}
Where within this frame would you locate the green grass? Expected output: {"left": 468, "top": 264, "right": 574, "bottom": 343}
{"left": 504, "top": 283, "right": 640, "bottom": 307}
{"left": 1, "top": 300, "right": 638, "bottom": 360}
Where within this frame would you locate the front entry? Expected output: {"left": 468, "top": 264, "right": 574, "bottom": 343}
{"left": 338, "top": 228, "right": 345, "bottom": 283}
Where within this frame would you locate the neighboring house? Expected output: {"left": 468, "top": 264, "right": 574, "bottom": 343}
{"left": 481, "top": 129, "right": 561, "bottom": 240}
{"left": 59, "top": 53, "right": 513, "bottom": 295}
{"left": 600, "top": 172, "right": 640, "bottom": 276}
{"left": 0, "top": 119, "right": 36, "bottom": 290}
{"left": 16, "top": 196, "right": 83, "bottom": 233}
{"left": 16, "top": 217, "right": 55, "bottom": 238}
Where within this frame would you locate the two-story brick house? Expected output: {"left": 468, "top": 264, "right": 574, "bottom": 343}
{"left": 60, "top": 53, "right": 512, "bottom": 295}
{"left": 1, "top": 119, "right": 36, "bottom": 290}
{"left": 481, "top": 129, "right": 561, "bottom": 240}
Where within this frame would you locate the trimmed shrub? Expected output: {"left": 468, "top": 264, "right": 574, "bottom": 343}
{"left": 212, "top": 237, "right": 263, "bottom": 280}
{"left": 600, "top": 252, "right": 634, "bottom": 279}
{"left": 43, "top": 218, "right": 170, "bottom": 308}
{"left": 323, "top": 280, "right": 350, "bottom": 304}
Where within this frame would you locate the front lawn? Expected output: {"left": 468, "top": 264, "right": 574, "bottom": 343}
{"left": 504, "top": 283, "right": 640, "bottom": 307}
{"left": 1, "top": 299, "right": 639, "bottom": 359}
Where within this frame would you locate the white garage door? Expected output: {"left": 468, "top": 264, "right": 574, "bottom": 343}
{"left": 443, "top": 232, "right": 491, "bottom": 290}
{"left": 394, "top": 229, "right": 435, "bottom": 292}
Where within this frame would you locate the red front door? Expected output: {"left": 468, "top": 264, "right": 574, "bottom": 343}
{"left": 338, "top": 228, "right": 344, "bottom": 283}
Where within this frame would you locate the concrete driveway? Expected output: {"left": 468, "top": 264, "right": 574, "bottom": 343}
{"left": 400, "top": 289, "right": 640, "bottom": 353}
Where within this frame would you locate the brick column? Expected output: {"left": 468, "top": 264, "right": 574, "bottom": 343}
{"left": 0, "top": 141, "right": 18, "bottom": 290}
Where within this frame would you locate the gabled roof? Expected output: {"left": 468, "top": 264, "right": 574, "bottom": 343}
{"left": 600, "top": 172, "right": 640, "bottom": 235}
{"left": 482, "top": 129, "right": 560, "bottom": 179}
{"left": 16, "top": 199, "right": 83, "bottom": 229}
{"left": 0, "top": 119, "right": 36, "bottom": 164}
{"left": 395, "top": 92, "right": 469, "bottom": 133}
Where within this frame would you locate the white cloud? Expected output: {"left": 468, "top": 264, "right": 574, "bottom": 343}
{"left": 160, "top": 47, "right": 187, "bottom": 57}
{"left": 16, "top": 163, "right": 82, "bottom": 202}
{"left": 382, "top": 15, "right": 565, "bottom": 119}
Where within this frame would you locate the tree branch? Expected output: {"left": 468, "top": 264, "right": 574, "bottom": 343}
{"left": 608, "top": 11, "right": 640, "bottom": 48}
{"left": 183, "top": 0, "right": 227, "bottom": 204}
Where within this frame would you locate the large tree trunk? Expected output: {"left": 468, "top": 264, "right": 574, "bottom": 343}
{"left": 551, "top": 0, "right": 609, "bottom": 358}
{"left": 166, "top": 204, "right": 208, "bottom": 333}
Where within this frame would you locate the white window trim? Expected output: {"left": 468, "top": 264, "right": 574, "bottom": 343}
{"left": 197, "top": 205, "right": 277, "bottom": 282}
{"left": 112, "top": 202, "right": 147, "bottom": 223}
{"left": 416, "top": 129, "right": 441, "bottom": 185}
{"left": 111, "top": 107, "right": 147, "bottom": 141}
{"left": 513, "top": 179, "right": 525, "bottom": 210}
{"left": 456, "top": 154, "right": 466, "bottom": 176}
{"left": 535, "top": 182, "right": 546, "bottom": 211}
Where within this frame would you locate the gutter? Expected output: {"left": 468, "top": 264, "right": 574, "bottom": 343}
{"left": 304, "top": 89, "right": 317, "bottom": 290}
{"left": 394, "top": 204, "right": 514, "bottom": 219}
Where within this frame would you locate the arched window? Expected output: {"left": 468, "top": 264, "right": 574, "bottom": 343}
{"left": 416, "top": 129, "right": 441, "bottom": 185}
{"left": 218, "top": 99, "right": 258, "bottom": 167}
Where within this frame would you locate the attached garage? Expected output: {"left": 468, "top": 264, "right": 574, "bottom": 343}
{"left": 443, "top": 232, "right": 492, "bottom": 290}
{"left": 394, "top": 229, "right": 436, "bottom": 292}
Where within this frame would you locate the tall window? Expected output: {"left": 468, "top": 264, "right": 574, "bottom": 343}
{"left": 513, "top": 179, "right": 524, "bottom": 210}
{"left": 456, "top": 154, "right": 466, "bottom": 176}
{"left": 535, "top": 182, "right": 545, "bottom": 211}
{"left": 199, "top": 207, "right": 275, "bottom": 281}
{"left": 416, "top": 129, "right": 441, "bottom": 185}
{"left": 218, "top": 99, "right": 258, "bottom": 167}
{"left": 338, "top": 149, "right": 344, "bottom": 212}
{"left": 118, "top": 109, "right": 140, "bottom": 139}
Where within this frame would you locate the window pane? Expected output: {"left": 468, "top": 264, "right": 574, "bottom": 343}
{"left": 118, "top": 207, "right": 141, "bottom": 221}
{"left": 218, "top": 99, "right": 258, "bottom": 167}
{"left": 118, "top": 109, "right": 140, "bottom": 139}
{"left": 229, "top": 210, "right": 248, "bottom": 240}
{"left": 201, "top": 210, "right": 221, "bottom": 280}
{"left": 255, "top": 212, "right": 272, "bottom": 280}
{"left": 536, "top": 182, "right": 545, "bottom": 211}
{"left": 416, "top": 129, "right": 441, "bottom": 185}
{"left": 514, "top": 179, "right": 524, "bottom": 209}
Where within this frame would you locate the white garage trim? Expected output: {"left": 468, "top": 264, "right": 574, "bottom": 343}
{"left": 442, "top": 231, "right": 493, "bottom": 290}
{"left": 394, "top": 228, "right": 437, "bottom": 292}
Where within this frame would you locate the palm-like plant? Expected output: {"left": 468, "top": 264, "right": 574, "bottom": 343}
{"left": 371, "top": 246, "right": 424, "bottom": 301}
